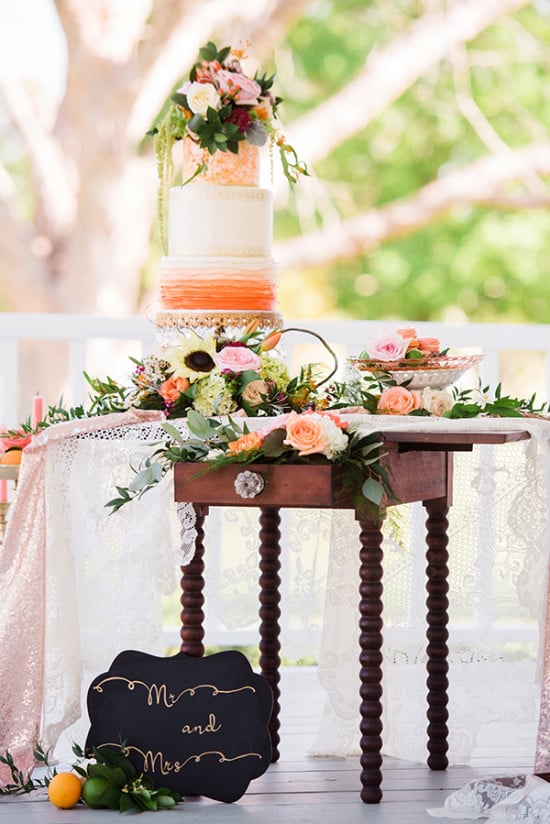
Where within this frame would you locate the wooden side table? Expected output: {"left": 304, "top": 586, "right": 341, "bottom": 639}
{"left": 173, "top": 429, "right": 529, "bottom": 803}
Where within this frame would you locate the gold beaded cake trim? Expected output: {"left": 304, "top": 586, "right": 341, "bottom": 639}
{"left": 156, "top": 311, "right": 283, "bottom": 330}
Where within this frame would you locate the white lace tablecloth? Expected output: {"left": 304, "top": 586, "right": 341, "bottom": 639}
{"left": 1, "top": 412, "right": 550, "bottom": 820}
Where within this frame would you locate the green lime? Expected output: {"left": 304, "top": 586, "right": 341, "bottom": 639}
{"left": 81, "top": 777, "right": 121, "bottom": 810}
{"left": 157, "top": 795, "right": 176, "bottom": 808}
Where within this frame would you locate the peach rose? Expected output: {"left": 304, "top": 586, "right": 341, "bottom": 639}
{"left": 417, "top": 337, "right": 440, "bottom": 354}
{"left": 304, "top": 409, "right": 348, "bottom": 430}
{"left": 159, "top": 376, "right": 190, "bottom": 404}
{"left": 241, "top": 379, "right": 269, "bottom": 407}
{"left": 227, "top": 431, "right": 264, "bottom": 456}
{"left": 283, "top": 411, "right": 328, "bottom": 456}
{"left": 377, "top": 386, "right": 423, "bottom": 415}
{"left": 214, "top": 345, "right": 262, "bottom": 373}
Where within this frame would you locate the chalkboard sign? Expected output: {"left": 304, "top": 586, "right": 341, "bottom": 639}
{"left": 85, "top": 649, "right": 273, "bottom": 803}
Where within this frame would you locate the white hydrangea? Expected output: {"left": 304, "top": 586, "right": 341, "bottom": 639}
{"left": 319, "top": 416, "right": 349, "bottom": 459}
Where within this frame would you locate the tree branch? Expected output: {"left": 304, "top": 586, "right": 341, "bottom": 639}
{"left": 0, "top": 78, "right": 76, "bottom": 237}
{"left": 274, "top": 142, "right": 550, "bottom": 267}
{"left": 285, "top": 0, "right": 530, "bottom": 170}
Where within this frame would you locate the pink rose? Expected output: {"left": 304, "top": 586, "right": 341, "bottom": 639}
{"left": 213, "top": 345, "right": 262, "bottom": 373}
{"left": 377, "top": 386, "right": 423, "bottom": 415}
{"left": 283, "top": 411, "right": 328, "bottom": 457}
{"left": 217, "top": 69, "right": 261, "bottom": 105}
{"left": 366, "top": 332, "right": 409, "bottom": 362}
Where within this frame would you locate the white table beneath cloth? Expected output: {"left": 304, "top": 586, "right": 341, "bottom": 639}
{"left": 1, "top": 412, "right": 550, "bottom": 792}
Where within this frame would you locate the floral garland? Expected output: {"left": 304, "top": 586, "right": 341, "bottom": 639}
{"left": 106, "top": 409, "right": 391, "bottom": 521}
{"left": 2, "top": 326, "right": 548, "bottom": 509}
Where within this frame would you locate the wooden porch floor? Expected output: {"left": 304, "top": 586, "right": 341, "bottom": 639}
{"left": 0, "top": 667, "right": 533, "bottom": 823}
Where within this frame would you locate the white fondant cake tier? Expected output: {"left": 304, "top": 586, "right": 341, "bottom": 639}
{"left": 168, "top": 185, "right": 272, "bottom": 258}
{"left": 159, "top": 256, "right": 277, "bottom": 312}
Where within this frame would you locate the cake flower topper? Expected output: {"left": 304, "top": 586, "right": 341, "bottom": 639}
{"left": 148, "top": 41, "right": 308, "bottom": 196}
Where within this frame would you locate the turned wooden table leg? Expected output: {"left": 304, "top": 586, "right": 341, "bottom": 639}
{"left": 424, "top": 498, "right": 450, "bottom": 771}
{"left": 258, "top": 506, "right": 282, "bottom": 763}
{"left": 357, "top": 515, "right": 385, "bottom": 804}
{"left": 179, "top": 505, "right": 207, "bottom": 658}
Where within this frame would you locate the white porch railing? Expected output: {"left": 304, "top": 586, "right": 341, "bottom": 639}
{"left": 1, "top": 313, "right": 549, "bottom": 425}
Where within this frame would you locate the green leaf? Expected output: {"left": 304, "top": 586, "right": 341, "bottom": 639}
{"left": 170, "top": 92, "right": 188, "bottom": 109}
{"left": 217, "top": 45, "right": 231, "bottom": 63}
{"left": 161, "top": 422, "right": 184, "bottom": 442}
{"left": 186, "top": 409, "right": 212, "bottom": 439}
{"left": 119, "top": 792, "right": 139, "bottom": 813}
{"left": 87, "top": 763, "right": 124, "bottom": 785}
{"left": 261, "top": 428, "right": 288, "bottom": 457}
{"left": 362, "top": 476, "right": 384, "bottom": 506}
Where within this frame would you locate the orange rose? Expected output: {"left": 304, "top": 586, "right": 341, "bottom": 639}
{"left": 417, "top": 337, "right": 440, "bottom": 354}
{"left": 377, "top": 386, "right": 423, "bottom": 415}
{"left": 227, "top": 431, "right": 264, "bottom": 456}
{"left": 283, "top": 411, "right": 328, "bottom": 456}
{"left": 159, "top": 376, "right": 190, "bottom": 404}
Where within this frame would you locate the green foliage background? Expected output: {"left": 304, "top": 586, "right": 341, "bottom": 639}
{"left": 273, "top": 1, "right": 550, "bottom": 324}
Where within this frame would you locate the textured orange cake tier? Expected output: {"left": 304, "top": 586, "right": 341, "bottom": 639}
{"left": 160, "top": 265, "right": 276, "bottom": 312}
{"left": 182, "top": 138, "right": 260, "bottom": 186}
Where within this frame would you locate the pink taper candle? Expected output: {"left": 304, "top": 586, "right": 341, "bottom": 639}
{"left": 0, "top": 479, "right": 7, "bottom": 503}
{"left": 31, "top": 395, "right": 43, "bottom": 429}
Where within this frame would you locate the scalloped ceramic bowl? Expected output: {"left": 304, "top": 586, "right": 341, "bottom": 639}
{"left": 347, "top": 354, "right": 485, "bottom": 390}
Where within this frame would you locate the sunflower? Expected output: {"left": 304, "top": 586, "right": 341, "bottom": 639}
{"left": 164, "top": 331, "right": 217, "bottom": 382}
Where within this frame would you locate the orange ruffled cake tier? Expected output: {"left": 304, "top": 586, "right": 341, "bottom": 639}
{"left": 159, "top": 261, "right": 277, "bottom": 312}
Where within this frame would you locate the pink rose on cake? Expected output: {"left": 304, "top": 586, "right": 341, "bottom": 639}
{"left": 214, "top": 345, "right": 262, "bottom": 374}
{"left": 185, "top": 81, "right": 221, "bottom": 116}
{"left": 217, "top": 69, "right": 261, "bottom": 105}
{"left": 366, "top": 332, "right": 409, "bottom": 362}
